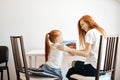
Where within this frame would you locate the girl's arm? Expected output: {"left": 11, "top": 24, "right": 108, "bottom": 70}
{"left": 57, "top": 43, "right": 91, "bottom": 57}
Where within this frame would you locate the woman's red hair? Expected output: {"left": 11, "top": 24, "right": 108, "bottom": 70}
{"left": 78, "top": 15, "right": 106, "bottom": 47}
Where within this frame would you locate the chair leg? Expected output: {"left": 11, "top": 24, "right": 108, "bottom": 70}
{"left": 1, "top": 70, "right": 3, "bottom": 80}
{"left": 6, "top": 67, "right": 10, "bottom": 80}
{"left": 16, "top": 71, "right": 21, "bottom": 80}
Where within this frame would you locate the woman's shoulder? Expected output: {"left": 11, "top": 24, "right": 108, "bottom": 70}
{"left": 88, "top": 28, "right": 96, "bottom": 33}
{"left": 86, "top": 28, "right": 101, "bottom": 39}
{"left": 87, "top": 28, "right": 101, "bottom": 35}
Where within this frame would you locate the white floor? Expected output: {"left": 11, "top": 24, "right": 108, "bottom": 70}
{"left": 24, "top": 55, "right": 85, "bottom": 80}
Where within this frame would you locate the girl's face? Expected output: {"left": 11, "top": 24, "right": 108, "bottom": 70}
{"left": 80, "top": 20, "right": 89, "bottom": 32}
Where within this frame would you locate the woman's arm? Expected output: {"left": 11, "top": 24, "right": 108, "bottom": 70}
{"left": 75, "top": 43, "right": 91, "bottom": 57}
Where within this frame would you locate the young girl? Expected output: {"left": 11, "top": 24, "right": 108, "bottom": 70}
{"left": 39, "top": 30, "right": 64, "bottom": 79}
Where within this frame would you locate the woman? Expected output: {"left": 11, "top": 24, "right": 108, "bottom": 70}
{"left": 57, "top": 15, "right": 106, "bottom": 80}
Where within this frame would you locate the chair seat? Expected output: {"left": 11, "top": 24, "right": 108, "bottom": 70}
{"left": 70, "top": 73, "right": 111, "bottom": 80}
{"left": 20, "top": 73, "right": 59, "bottom": 80}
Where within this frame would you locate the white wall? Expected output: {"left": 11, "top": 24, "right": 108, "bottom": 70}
{"left": 0, "top": 0, "right": 120, "bottom": 80}
{"left": 115, "top": 0, "right": 120, "bottom": 80}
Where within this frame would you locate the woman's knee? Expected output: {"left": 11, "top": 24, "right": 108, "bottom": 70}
{"left": 71, "top": 61, "right": 77, "bottom": 67}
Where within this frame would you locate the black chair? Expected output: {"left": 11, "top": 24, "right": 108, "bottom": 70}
{"left": 70, "top": 35, "right": 119, "bottom": 80}
{"left": 0, "top": 46, "right": 10, "bottom": 80}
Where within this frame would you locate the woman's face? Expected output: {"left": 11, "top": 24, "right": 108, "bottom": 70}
{"left": 80, "top": 20, "right": 89, "bottom": 32}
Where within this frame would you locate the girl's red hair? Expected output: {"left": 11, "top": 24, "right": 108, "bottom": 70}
{"left": 45, "top": 30, "right": 61, "bottom": 62}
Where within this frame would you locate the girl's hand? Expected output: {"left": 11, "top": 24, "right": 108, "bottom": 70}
{"left": 57, "top": 44, "right": 64, "bottom": 51}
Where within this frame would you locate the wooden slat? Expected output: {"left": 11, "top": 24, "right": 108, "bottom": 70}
{"left": 10, "top": 37, "right": 23, "bottom": 71}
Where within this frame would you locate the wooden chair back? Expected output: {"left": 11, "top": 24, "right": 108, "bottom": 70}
{"left": 96, "top": 35, "right": 119, "bottom": 80}
{"left": 10, "top": 36, "right": 30, "bottom": 80}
